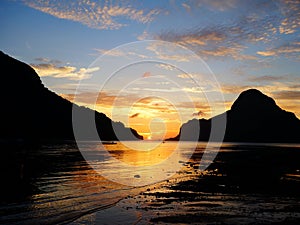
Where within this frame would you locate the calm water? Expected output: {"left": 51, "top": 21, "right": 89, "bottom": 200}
{"left": 1, "top": 141, "right": 300, "bottom": 224}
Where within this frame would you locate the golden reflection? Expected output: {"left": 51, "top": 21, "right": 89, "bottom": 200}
{"left": 104, "top": 141, "right": 177, "bottom": 166}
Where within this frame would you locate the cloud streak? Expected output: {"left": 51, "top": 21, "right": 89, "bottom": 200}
{"left": 273, "top": 91, "right": 300, "bottom": 100}
{"left": 31, "top": 63, "right": 99, "bottom": 80}
{"left": 248, "top": 75, "right": 284, "bottom": 82}
{"left": 154, "top": 1, "right": 300, "bottom": 61}
{"left": 129, "top": 113, "right": 140, "bottom": 118}
{"left": 24, "top": 0, "right": 160, "bottom": 30}
{"left": 257, "top": 41, "right": 300, "bottom": 58}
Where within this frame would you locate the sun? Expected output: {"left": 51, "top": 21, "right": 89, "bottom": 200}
{"left": 147, "top": 136, "right": 152, "bottom": 140}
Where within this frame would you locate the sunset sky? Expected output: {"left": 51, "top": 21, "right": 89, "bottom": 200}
{"left": 1, "top": 0, "right": 300, "bottom": 139}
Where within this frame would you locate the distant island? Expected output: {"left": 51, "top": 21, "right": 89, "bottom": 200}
{"left": 0, "top": 51, "right": 143, "bottom": 141}
{"left": 168, "top": 89, "right": 300, "bottom": 143}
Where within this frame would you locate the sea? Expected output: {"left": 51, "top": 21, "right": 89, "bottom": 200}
{"left": 1, "top": 141, "right": 300, "bottom": 224}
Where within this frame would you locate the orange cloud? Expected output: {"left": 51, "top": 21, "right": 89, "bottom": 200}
{"left": 143, "top": 72, "right": 151, "bottom": 78}
{"left": 256, "top": 51, "right": 276, "bottom": 57}
{"left": 61, "top": 91, "right": 118, "bottom": 106}
{"left": 31, "top": 63, "right": 99, "bottom": 80}
{"left": 272, "top": 91, "right": 300, "bottom": 100}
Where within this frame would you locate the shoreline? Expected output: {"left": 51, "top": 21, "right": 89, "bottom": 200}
{"left": 72, "top": 173, "right": 300, "bottom": 224}
{"left": 117, "top": 176, "right": 300, "bottom": 224}
{"left": 70, "top": 146, "right": 300, "bottom": 224}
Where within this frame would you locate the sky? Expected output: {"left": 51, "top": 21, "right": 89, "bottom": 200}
{"left": 1, "top": 0, "right": 300, "bottom": 140}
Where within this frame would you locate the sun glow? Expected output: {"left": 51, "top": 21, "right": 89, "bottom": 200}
{"left": 125, "top": 97, "right": 183, "bottom": 140}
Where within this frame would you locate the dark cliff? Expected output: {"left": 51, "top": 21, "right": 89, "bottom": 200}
{"left": 169, "top": 89, "right": 300, "bottom": 143}
{"left": 0, "top": 51, "right": 143, "bottom": 141}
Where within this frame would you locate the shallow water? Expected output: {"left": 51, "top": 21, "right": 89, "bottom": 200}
{"left": 1, "top": 141, "right": 300, "bottom": 224}
{"left": 0, "top": 141, "right": 201, "bottom": 224}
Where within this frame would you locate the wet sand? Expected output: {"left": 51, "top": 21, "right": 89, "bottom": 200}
{"left": 72, "top": 172, "right": 300, "bottom": 224}
{"left": 84, "top": 145, "right": 300, "bottom": 225}
{"left": 123, "top": 178, "right": 300, "bottom": 224}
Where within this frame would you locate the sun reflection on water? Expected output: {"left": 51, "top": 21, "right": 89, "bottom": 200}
{"left": 104, "top": 141, "right": 175, "bottom": 166}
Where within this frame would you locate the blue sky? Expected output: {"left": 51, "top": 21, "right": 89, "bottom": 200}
{"left": 1, "top": 0, "right": 300, "bottom": 139}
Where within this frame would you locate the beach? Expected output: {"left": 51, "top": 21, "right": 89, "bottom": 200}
{"left": 72, "top": 142, "right": 300, "bottom": 225}
{"left": 1, "top": 141, "right": 300, "bottom": 225}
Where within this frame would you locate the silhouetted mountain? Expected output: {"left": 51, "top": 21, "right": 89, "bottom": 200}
{"left": 168, "top": 89, "right": 300, "bottom": 143}
{"left": 0, "top": 51, "right": 143, "bottom": 141}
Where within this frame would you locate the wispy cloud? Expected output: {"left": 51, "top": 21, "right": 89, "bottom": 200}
{"left": 34, "top": 57, "right": 62, "bottom": 64}
{"left": 200, "top": 44, "right": 257, "bottom": 60}
{"left": 278, "top": 0, "right": 300, "bottom": 35}
{"left": 181, "top": 3, "right": 191, "bottom": 12}
{"left": 94, "top": 48, "right": 125, "bottom": 57}
{"left": 146, "top": 41, "right": 197, "bottom": 62}
{"left": 180, "top": 0, "right": 238, "bottom": 12}
{"left": 156, "top": 63, "right": 176, "bottom": 71}
{"left": 62, "top": 91, "right": 203, "bottom": 116}
{"left": 221, "top": 84, "right": 252, "bottom": 94}
{"left": 62, "top": 91, "right": 164, "bottom": 110}
{"left": 257, "top": 41, "right": 300, "bottom": 58}
{"left": 199, "top": 0, "right": 238, "bottom": 11}
{"left": 31, "top": 63, "right": 99, "bottom": 80}
{"left": 156, "top": 27, "right": 256, "bottom": 61}
{"left": 177, "top": 74, "right": 191, "bottom": 79}
{"left": 153, "top": 0, "right": 300, "bottom": 61}
{"left": 273, "top": 91, "right": 300, "bottom": 100}
{"left": 92, "top": 48, "right": 149, "bottom": 60}
{"left": 220, "top": 81, "right": 300, "bottom": 117}
{"left": 248, "top": 75, "right": 284, "bottom": 82}
{"left": 159, "top": 29, "right": 226, "bottom": 47}
{"left": 23, "top": 0, "right": 160, "bottom": 30}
